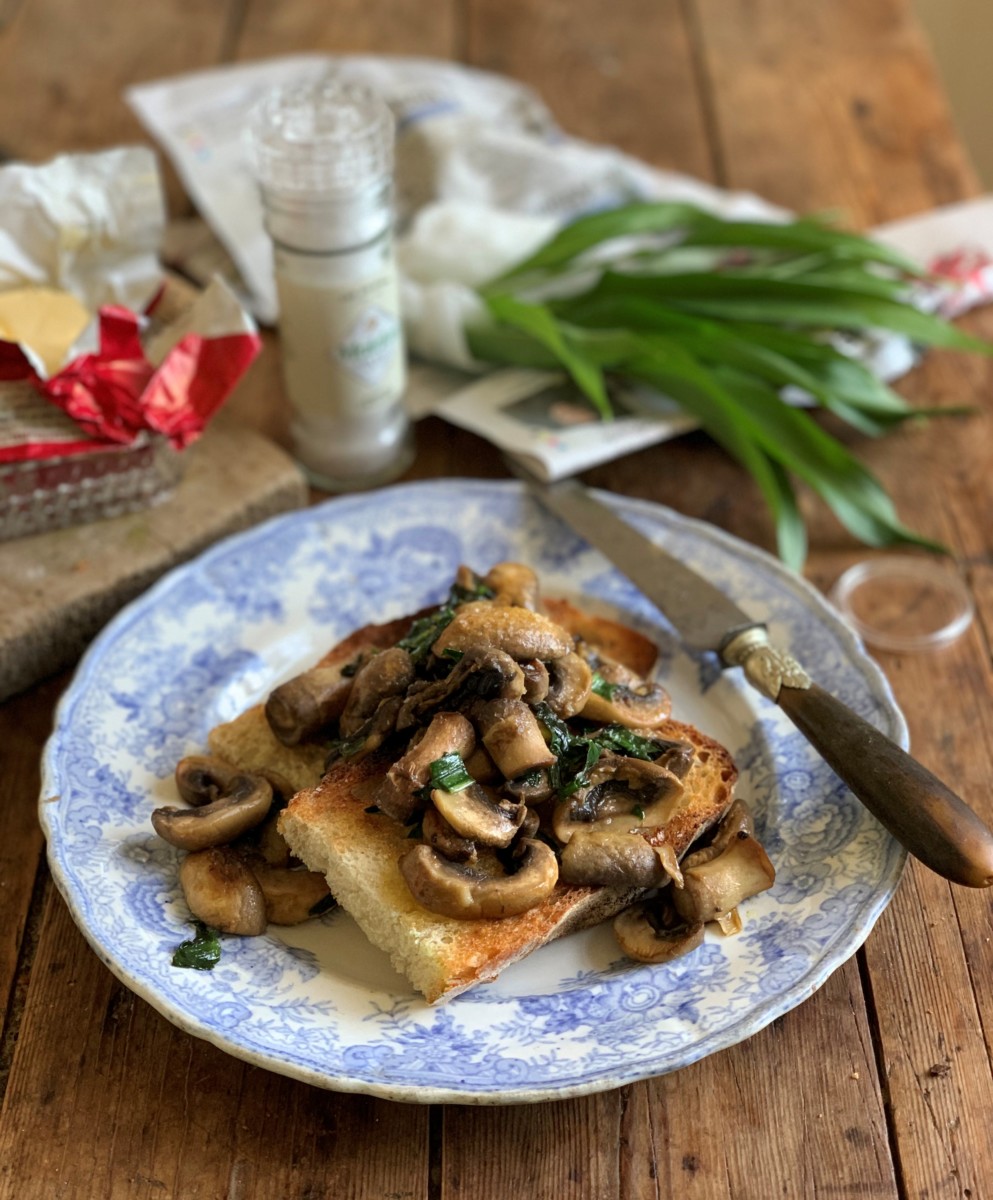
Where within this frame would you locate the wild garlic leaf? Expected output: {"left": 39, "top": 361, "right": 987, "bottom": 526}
{"left": 172, "top": 920, "right": 221, "bottom": 971}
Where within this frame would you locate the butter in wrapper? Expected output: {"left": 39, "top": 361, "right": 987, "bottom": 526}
{"left": 0, "top": 149, "right": 261, "bottom": 538}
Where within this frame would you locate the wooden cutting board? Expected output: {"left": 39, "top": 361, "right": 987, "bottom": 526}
{"left": 0, "top": 421, "right": 308, "bottom": 701}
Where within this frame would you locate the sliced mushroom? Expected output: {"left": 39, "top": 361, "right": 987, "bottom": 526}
{"left": 578, "top": 648, "right": 642, "bottom": 689}
{"left": 376, "top": 711, "right": 476, "bottom": 822}
{"left": 325, "top": 695, "right": 400, "bottom": 771}
{"left": 551, "top": 755, "right": 685, "bottom": 845}
{"left": 174, "top": 755, "right": 242, "bottom": 807}
{"left": 154, "top": 771, "right": 274, "bottom": 851}
{"left": 545, "top": 652, "right": 593, "bottom": 719}
{"left": 396, "top": 647, "right": 525, "bottom": 730}
{"left": 250, "top": 861, "right": 334, "bottom": 925}
{"left": 432, "top": 601, "right": 573, "bottom": 662}
{"left": 339, "top": 647, "right": 415, "bottom": 736}
{"left": 579, "top": 677, "right": 672, "bottom": 728}
{"left": 520, "top": 659, "right": 550, "bottom": 705}
{"left": 179, "top": 847, "right": 268, "bottom": 935}
{"left": 248, "top": 810, "right": 295, "bottom": 867}
{"left": 463, "top": 742, "right": 502, "bottom": 785}
{"left": 698, "top": 797, "right": 756, "bottom": 847}
{"left": 511, "top": 805, "right": 541, "bottom": 853}
{"left": 502, "top": 768, "right": 555, "bottom": 805}
{"left": 265, "top": 665, "right": 354, "bottom": 746}
{"left": 399, "top": 839, "right": 559, "bottom": 920}
{"left": 613, "top": 897, "right": 705, "bottom": 964}
{"left": 422, "top": 806, "right": 478, "bottom": 863}
{"left": 672, "top": 820, "right": 775, "bottom": 926}
{"left": 651, "top": 738, "right": 696, "bottom": 781}
{"left": 431, "top": 781, "right": 524, "bottom": 848}
{"left": 474, "top": 698, "right": 557, "bottom": 780}
{"left": 559, "top": 830, "right": 669, "bottom": 888}
{"left": 483, "top": 562, "right": 540, "bottom": 610}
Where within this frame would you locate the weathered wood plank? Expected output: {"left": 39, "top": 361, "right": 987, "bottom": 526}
{"left": 465, "top": 0, "right": 713, "bottom": 179}
{"left": 0, "top": 886, "right": 432, "bottom": 1200}
{"left": 439, "top": 1093, "right": 621, "bottom": 1199}
{"left": 693, "top": 3, "right": 993, "bottom": 1197}
{"left": 234, "top": 0, "right": 460, "bottom": 59}
{"left": 633, "top": 964, "right": 897, "bottom": 1198}
{"left": 0, "top": 680, "right": 59, "bottom": 1094}
{"left": 692, "top": 0, "right": 977, "bottom": 219}
{"left": 0, "top": 0, "right": 243, "bottom": 213}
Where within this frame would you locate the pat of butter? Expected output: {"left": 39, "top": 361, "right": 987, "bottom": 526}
{"left": 0, "top": 286, "right": 91, "bottom": 376}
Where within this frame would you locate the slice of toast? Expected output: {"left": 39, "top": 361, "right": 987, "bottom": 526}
{"left": 205, "top": 596, "right": 738, "bottom": 1004}
{"left": 278, "top": 719, "right": 736, "bottom": 1003}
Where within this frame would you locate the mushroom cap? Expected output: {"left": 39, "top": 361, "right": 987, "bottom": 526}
{"left": 398, "top": 839, "right": 559, "bottom": 920}
{"left": 476, "top": 698, "right": 558, "bottom": 780}
{"left": 376, "top": 711, "right": 476, "bottom": 822}
{"left": 396, "top": 647, "right": 525, "bottom": 730}
{"left": 432, "top": 601, "right": 573, "bottom": 662}
{"left": 422, "top": 806, "right": 478, "bottom": 863}
{"left": 264, "top": 665, "right": 354, "bottom": 746}
{"left": 559, "top": 830, "right": 668, "bottom": 888}
{"left": 153, "top": 772, "right": 274, "bottom": 851}
{"left": 483, "top": 562, "right": 540, "bottom": 610}
{"left": 579, "top": 679, "right": 672, "bottom": 728}
{"left": 551, "top": 755, "right": 685, "bottom": 845}
{"left": 179, "top": 847, "right": 268, "bottom": 935}
{"left": 174, "top": 755, "right": 242, "bottom": 807}
{"left": 613, "top": 900, "right": 705, "bottom": 964}
{"left": 430, "top": 781, "right": 524, "bottom": 848}
{"left": 503, "top": 767, "right": 554, "bottom": 805}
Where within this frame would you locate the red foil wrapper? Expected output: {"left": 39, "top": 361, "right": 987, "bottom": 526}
{"left": 0, "top": 300, "right": 261, "bottom": 465}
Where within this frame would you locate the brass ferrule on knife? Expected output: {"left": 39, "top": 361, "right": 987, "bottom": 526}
{"left": 720, "top": 626, "right": 813, "bottom": 702}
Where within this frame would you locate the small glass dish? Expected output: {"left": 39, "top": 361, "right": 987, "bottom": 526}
{"left": 830, "top": 555, "right": 974, "bottom": 653}
{"left": 0, "top": 436, "right": 184, "bottom": 541}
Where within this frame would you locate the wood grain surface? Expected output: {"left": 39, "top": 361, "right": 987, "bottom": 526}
{"left": 2, "top": 1, "right": 992, "bottom": 1198}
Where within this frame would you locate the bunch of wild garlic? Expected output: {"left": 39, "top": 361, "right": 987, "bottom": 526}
{"left": 465, "top": 202, "right": 987, "bottom": 568}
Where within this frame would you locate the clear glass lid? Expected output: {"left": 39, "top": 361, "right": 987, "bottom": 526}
{"left": 830, "top": 555, "right": 975, "bottom": 652}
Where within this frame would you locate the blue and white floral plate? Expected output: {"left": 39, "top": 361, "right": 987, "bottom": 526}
{"left": 41, "top": 479, "right": 906, "bottom": 1104}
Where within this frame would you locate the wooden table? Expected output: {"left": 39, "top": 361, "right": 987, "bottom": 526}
{"left": 3, "top": 2, "right": 993, "bottom": 1196}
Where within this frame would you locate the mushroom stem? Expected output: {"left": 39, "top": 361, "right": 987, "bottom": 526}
{"left": 475, "top": 698, "right": 558, "bottom": 780}
{"left": 265, "top": 666, "right": 353, "bottom": 745}
{"left": 673, "top": 831, "right": 775, "bottom": 925}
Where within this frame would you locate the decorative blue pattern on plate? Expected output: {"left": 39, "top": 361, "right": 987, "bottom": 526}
{"left": 40, "top": 479, "right": 906, "bottom": 1104}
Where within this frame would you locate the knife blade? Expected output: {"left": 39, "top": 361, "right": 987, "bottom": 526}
{"left": 527, "top": 475, "right": 993, "bottom": 889}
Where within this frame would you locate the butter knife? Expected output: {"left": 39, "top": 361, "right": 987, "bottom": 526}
{"left": 526, "top": 476, "right": 993, "bottom": 888}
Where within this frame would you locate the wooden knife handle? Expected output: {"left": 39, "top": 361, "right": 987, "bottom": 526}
{"left": 777, "top": 681, "right": 993, "bottom": 888}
